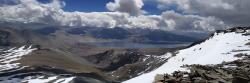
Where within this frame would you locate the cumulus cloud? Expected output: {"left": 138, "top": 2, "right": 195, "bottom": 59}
{"left": 161, "top": 11, "right": 226, "bottom": 32}
{"left": 157, "top": 0, "right": 250, "bottom": 26}
{"left": 0, "top": 0, "right": 227, "bottom": 33}
{"left": 106, "top": 0, "right": 146, "bottom": 16}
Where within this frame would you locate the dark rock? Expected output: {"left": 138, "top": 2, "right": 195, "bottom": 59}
{"left": 66, "top": 28, "right": 86, "bottom": 35}
{"left": 0, "top": 30, "right": 10, "bottom": 46}
{"left": 154, "top": 54, "right": 250, "bottom": 83}
{"left": 85, "top": 50, "right": 142, "bottom": 71}
{"left": 34, "top": 27, "right": 59, "bottom": 35}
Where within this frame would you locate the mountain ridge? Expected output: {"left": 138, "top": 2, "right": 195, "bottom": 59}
{"left": 124, "top": 27, "right": 250, "bottom": 83}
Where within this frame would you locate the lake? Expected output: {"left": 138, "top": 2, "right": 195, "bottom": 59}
{"left": 84, "top": 41, "right": 191, "bottom": 49}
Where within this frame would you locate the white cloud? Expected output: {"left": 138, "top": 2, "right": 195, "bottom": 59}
{"left": 157, "top": 0, "right": 250, "bottom": 26}
{"left": 157, "top": 0, "right": 190, "bottom": 10}
{"left": 0, "top": 0, "right": 227, "bottom": 33}
{"left": 106, "top": 0, "right": 146, "bottom": 16}
{"left": 128, "top": 15, "right": 161, "bottom": 29}
{"left": 161, "top": 11, "right": 225, "bottom": 32}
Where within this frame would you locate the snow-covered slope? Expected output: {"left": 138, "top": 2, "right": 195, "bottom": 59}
{"left": 0, "top": 46, "right": 36, "bottom": 71}
{"left": 0, "top": 75, "right": 76, "bottom": 83}
{"left": 0, "top": 46, "right": 77, "bottom": 83}
{"left": 124, "top": 28, "right": 250, "bottom": 83}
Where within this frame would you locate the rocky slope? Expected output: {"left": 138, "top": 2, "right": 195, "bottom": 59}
{"left": 0, "top": 26, "right": 185, "bottom": 82}
{"left": 154, "top": 53, "right": 250, "bottom": 83}
{"left": 124, "top": 27, "right": 250, "bottom": 83}
{"left": 0, "top": 45, "right": 116, "bottom": 83}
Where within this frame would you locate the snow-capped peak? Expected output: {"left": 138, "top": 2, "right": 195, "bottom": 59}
{"left": 124, "top": 27, "right": 250, "bottom": 83}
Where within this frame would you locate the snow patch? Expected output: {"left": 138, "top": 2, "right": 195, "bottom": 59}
{"left": 0, "top": 45, "right": 76, "bottom": 83}
{"left": 0, "top": 45, "right": 36, "bottom": 72}
{"left": 143, "top": 53, "right": 172, "bottom": 62}
{"left": 1, "top": 76, "right": 75, "bottom": 83}
{"left": 23, "top": 76, "right": 75, "bottom": 83}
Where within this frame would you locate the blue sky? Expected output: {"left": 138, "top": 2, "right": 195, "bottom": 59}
{"left": 63, "top": 0, "right": 111, "bottom": 12}
{"left": 38, "top": 0, "right": 162, "bottom": 14}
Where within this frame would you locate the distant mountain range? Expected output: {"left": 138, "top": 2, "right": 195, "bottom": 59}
{"left": 34, "top": 26, "right": 200, "bottom": 44}
{"left": 0, "top": 21, "right": 202, "bottom": 45}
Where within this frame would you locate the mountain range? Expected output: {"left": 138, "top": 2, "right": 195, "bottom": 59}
{"left": 0, "top": 25, "right": 249, "bottom": 83}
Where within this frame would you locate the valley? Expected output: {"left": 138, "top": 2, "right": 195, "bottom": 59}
{"left": 0, "top": 26, "right": 191, "bottom": 83}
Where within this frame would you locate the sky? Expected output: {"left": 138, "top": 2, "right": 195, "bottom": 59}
{"left": 62, "top": 0, "right": 111, "bottom": 12}
{"left": 37, "top": 0, "right": 162, "bottom": 14}
{"left": 0, "top": 0, "right": 250, "bottom": 34}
